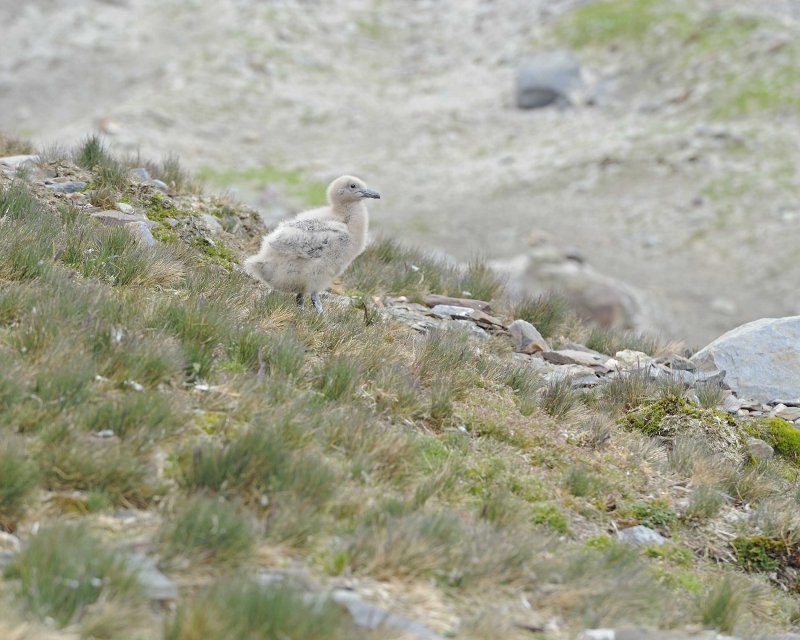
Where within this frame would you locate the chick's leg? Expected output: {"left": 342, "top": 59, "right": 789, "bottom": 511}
{"left": 310, "top": 292, "right": 323, "bottom": 314}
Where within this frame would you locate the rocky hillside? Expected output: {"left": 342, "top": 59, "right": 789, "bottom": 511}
{"left": 3, "top": 0, "right": 800, "bottom": 345}
{"left": 2, "top": 137, "right": 800, "bottom": 639}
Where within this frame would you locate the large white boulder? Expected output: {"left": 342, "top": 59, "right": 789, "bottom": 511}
{"left": 691, "top": 316, "right": 800, "bottom": 403}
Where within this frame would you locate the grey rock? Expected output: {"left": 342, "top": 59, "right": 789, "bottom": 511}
{"left": 542, "top": 349, "right": 611, "bottom": 369}
{"left": 91, "top": 210, "right": 150, "bottom": 226}
{"left": 544, "top": 364, "right": 596, "bottom": 383}
{"left": 0, "top": 154, "right": 38, "bottom": 168}
{"left": 773, "top": 404, "right": 800, "bottom": 422}
{"left": 126, "top": 553, "right": 177, "bottom": 602}
{"left": 94, "top": 429, "right": 116, "bottom": 438}
{"left": 571, "top": 374, "right": 601, "bottom": 388}
{"left": 671, "top": 355, "right": 696, "bottom": 371}
{"left": 695, "top": 369, "right": 726, "bottom": 386}
{"left": 747, "top": 437, "right": 774, "bottom": 461}
{"left": 721, "top": 393, "right": 742, "bottom": 414}
{"left": 671, "top": 369, "right": 696, "bottom": 386}
{"left": 200, "top": 213, "right": 224, "bottom": 234}
{"left": 116, "top": 202, "right": 135, "bottom": 214}
{"left": 508, "top": 319, "right": 549, "bottom": 354}
{"left": 424, "top": 294, "right": 491, "bottom": 312}
{"left": 130, "top": 167, "right": 152, "bottom": 182}
{"left": 45, "top": 180, "right": 86, "bottom": 193}
{"left": 617, "top": 525, "right": 666, "bottom": 546}
{"left": 448, "top": 319, "right": 488, "bottom": 339}
{"left": 331, "top": 589, "right": 444, "bottom": 640}
{"left": 127, "top": 221, "right": 157, "bottom": 246}
{"left": 691, "top": 317, "right": 800, "bottom": 403}
{"left": 516, "top": 50, "right": 581, "bottom": 109}
{"left": 430, "top": 304, "right": 475, "bottom": 319}
{"left": 149, "top": 179, "right": 169, "bottom": 191}
{"left": 614, "top": 349, "right": 653, "bottom": 369}
{"left": 577, "top": 631, "right": 616, "bottom": 640}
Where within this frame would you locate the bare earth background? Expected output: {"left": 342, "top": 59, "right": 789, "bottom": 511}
{"left": 2, "top": 0, "right": 799, "bottom": 345}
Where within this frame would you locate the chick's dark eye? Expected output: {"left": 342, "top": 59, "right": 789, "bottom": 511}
{"left": 350, "top": 184, "right": 356, "bottom": 189}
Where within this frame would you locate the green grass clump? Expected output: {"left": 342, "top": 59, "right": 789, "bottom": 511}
{"left": 496, "top": 363, "right": 541, "bottom": 416}
{"left": 457, "top": 257, "right": 504, "bottom": 301}
{"left": 0, "top": 443, "right": 39, "bottom": 529}
{"left": 631, "top": 498, "right": 677, "bottom": 531}
{"left": 164, "top": 579, "right": 365, "bottom": 640}
{"left": 340, "top": 509, "right": 534, "bottom": 587}
{"left": 540, "top": 376, "right": 580, "bottom": 418}
{"left": 39, "top": 438, "right": 156, "bottom": 507}
{"left": 563, "top": 465, "right": 601, "bottom": 497}
{"left": 508, "top": 292, "right": 573, "bottom": 339}
{"left": 75, "top": 134, "right": 112, "bottom": 170}
{"left": 531, "top": 503, "right": 570, "bottom": 533}
{"left": 180, "top": 416, "right": 336, "bottom": 544}
{"left": 62, "top": 223, "right": 180, "bottom": 287}
{"left": 0, "top": 180, "right": 41, "bottom": 220}
{"left": 344, "top": 238, "right": 502, "bottom": 301}
{"left": 696, "top": 576, "right": 748, "bottom": 633}
{"left": 4, "top": 523, "right": 138, "bottom": 627}
{"left": 317, "top": 354, "right": 360, "bottom": 401}
{"left": 684, "top": 484, "right": 725, "bottom": 522}
{"left": 585, "top": 326, "right": 665, "bottom": 357}
{"left": 160, "top": 496, "right": 255, "bottom": 566}
{"left": 156, "top": 296, "right": 231, "bottom": 379}
{"left": 83, "top": 393, "right": 181, "bottom": 440}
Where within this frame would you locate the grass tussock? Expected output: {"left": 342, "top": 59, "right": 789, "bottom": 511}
{"left": 4, "top": 523, "right": 138, "bottom": 627}
{"left": 160, "top": 496, "right": 255, "bottom": 566}
{"left": 0, "top": 441, "right": 39, "bottom": 530}
{"left": 507, "top": 292, "right": 574, "bottom": 339}
{"left": 339, "top": 509, "right": 536, "bottom": 588}
{"left": 164, "top": 579, "right": 365, "bottom": 640}
{"left": 343, "top": 237, "right": 503, "bottom": 301}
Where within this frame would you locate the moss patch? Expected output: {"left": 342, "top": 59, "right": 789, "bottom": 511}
{"left": 732, "top": 536, "right": 786, "bottom": 572}
{"left": 744, "top": 417, "right": 800, "bottom": 464}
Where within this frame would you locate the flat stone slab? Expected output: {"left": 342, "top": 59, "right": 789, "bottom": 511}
{"left": 542, "top": 349, "right": 613, "bottom": 370}
{"left": 91, "top": 210, "right": 154, "bottom": 226}
{"left": 332, "top": 589, "right": 444, "bottom": 639}
{"left": 0, "top": 154, "right": 39, "bottom": 168}
{"left": 424, "top": 294, "right": 491, "bottom": 313}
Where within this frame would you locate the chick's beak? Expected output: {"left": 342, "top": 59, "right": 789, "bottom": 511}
{"left": 359, "top": 188, "right": 381, "bottom": 199}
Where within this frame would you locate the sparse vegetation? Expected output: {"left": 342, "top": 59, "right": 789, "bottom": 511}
{"left": 4, "top": 523, "right": 139, "bottom": 627}
{"left": 0, "top": 138, "right": 797, "bottom": 638}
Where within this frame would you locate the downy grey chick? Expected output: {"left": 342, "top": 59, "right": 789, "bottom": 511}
{"left": 243, "top": 175, "right": 380, "bottom": 313}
